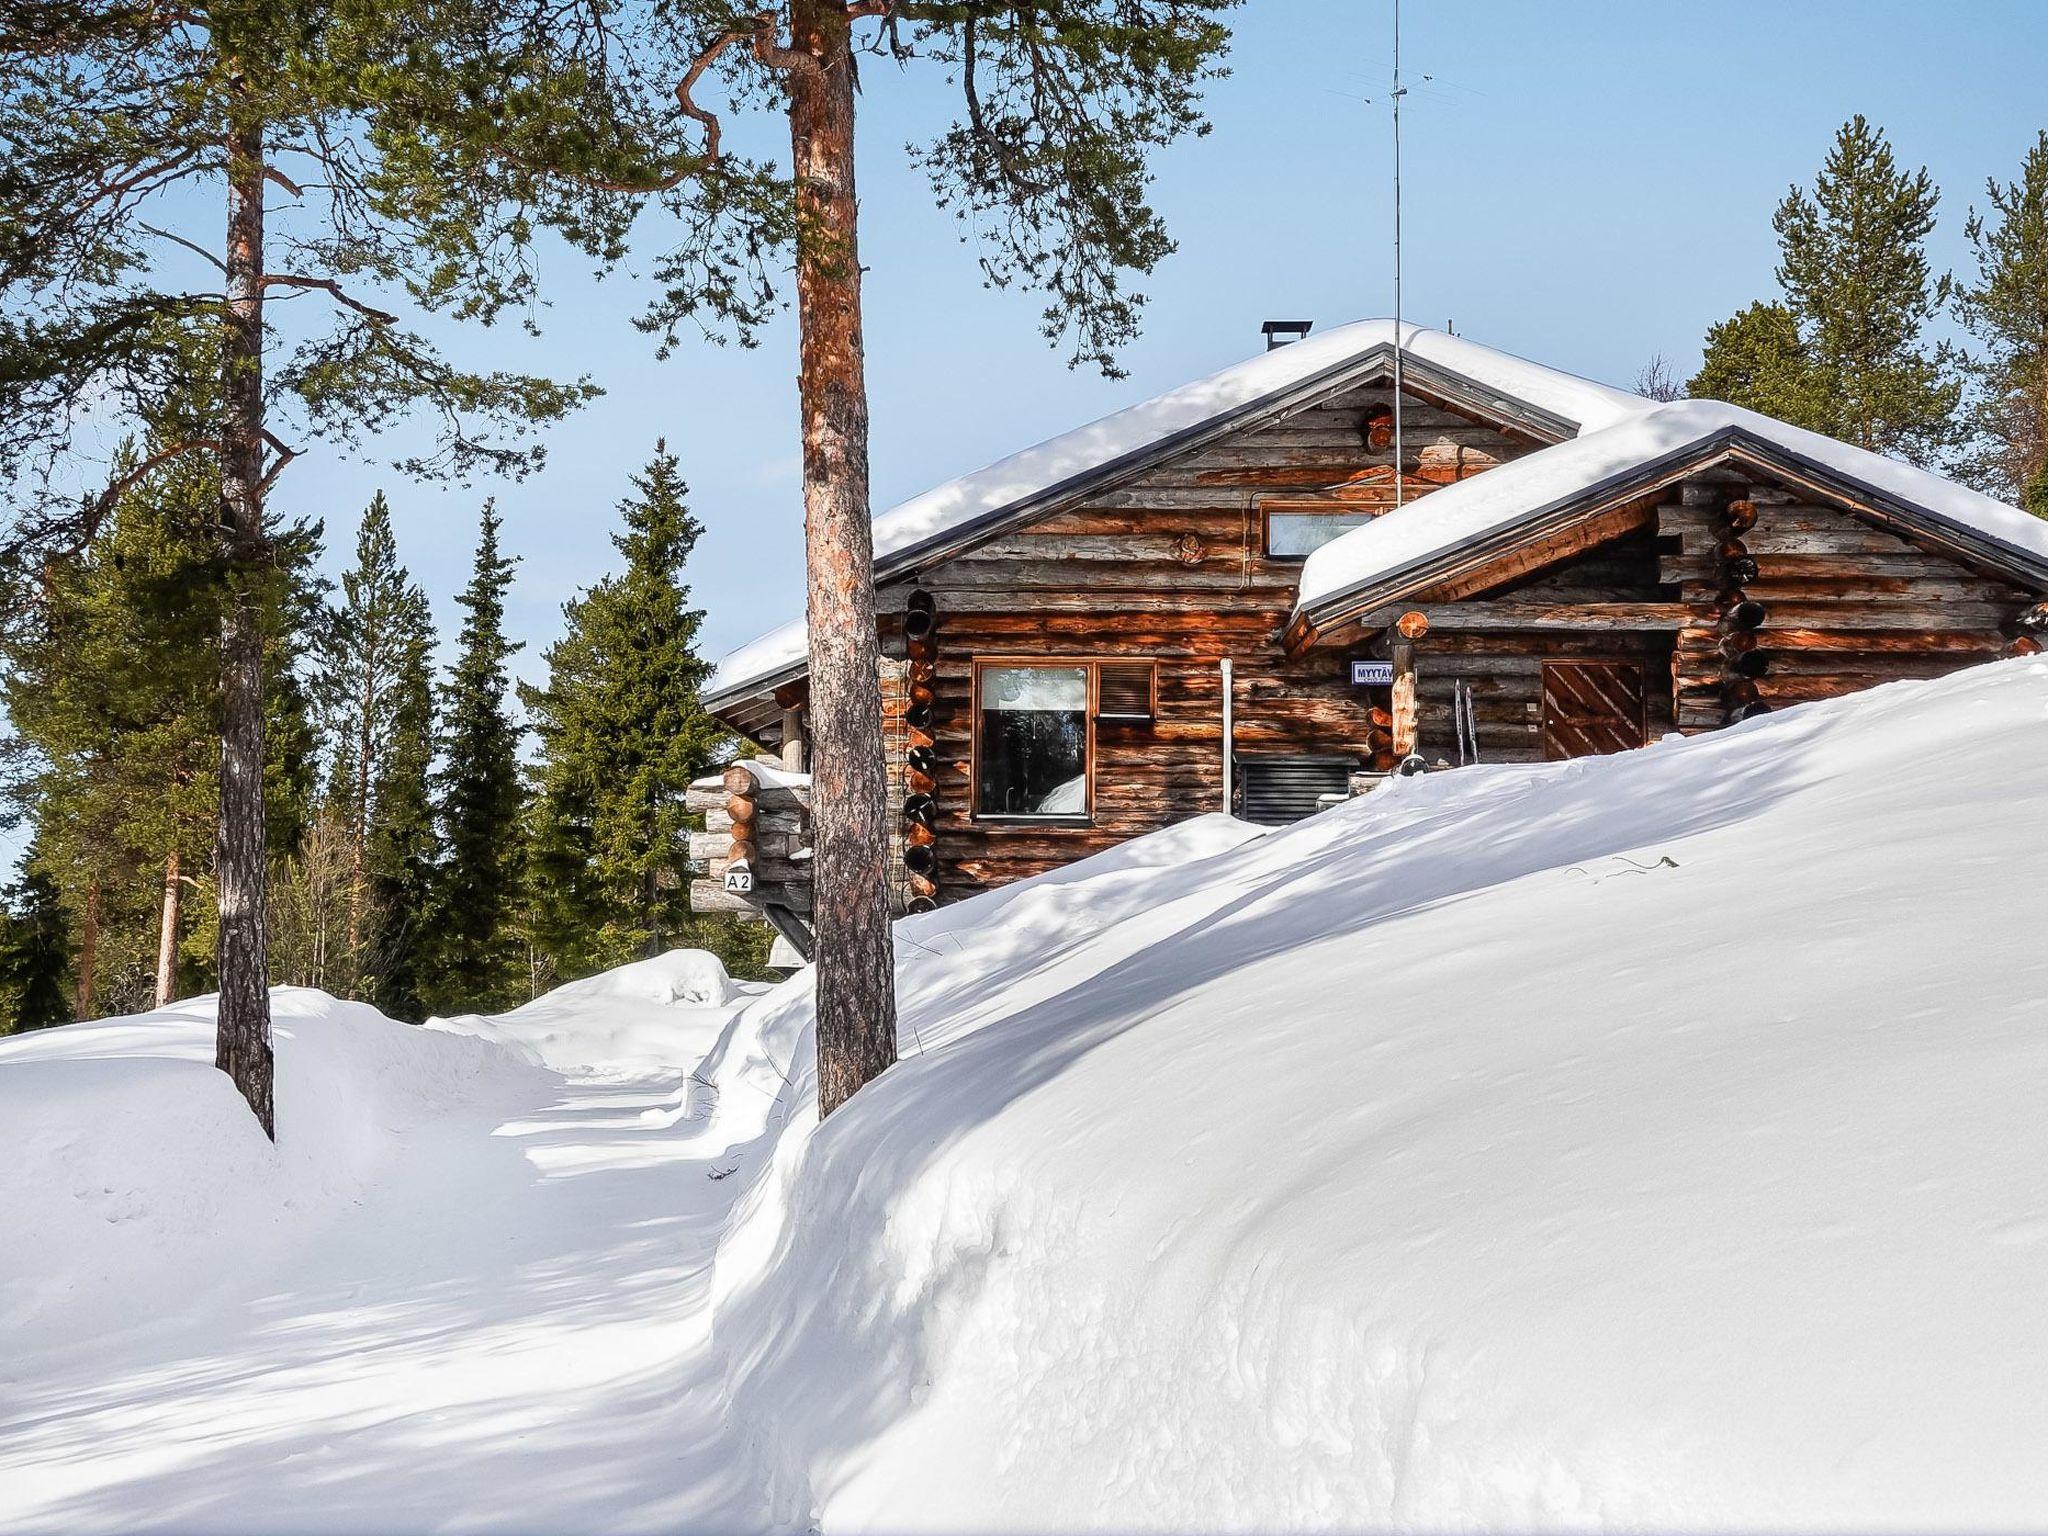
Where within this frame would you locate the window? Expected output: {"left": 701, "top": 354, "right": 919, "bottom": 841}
{"left": 1264, "top": 507, "right": 1375, "bottom": 559}
{"left": 1096, "top": 662, "right": 1156, "bottom": 721}
{"left": 976, "top": 664, "right": 1090, "bottom": 819}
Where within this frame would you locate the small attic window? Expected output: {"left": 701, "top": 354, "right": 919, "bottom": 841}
{"left": 1096, "top": 662, "right": 1156, "bottom": 721}
{"left": 1265, "top": 507, "right": 1375, "bottom": 559}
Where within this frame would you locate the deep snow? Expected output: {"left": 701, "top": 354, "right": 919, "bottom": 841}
{"left": 8, "top": 661, "right": 2048, "bottom": 1532}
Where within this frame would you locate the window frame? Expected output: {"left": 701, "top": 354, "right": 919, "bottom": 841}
{"left": 970, "top": 658, "right": 1140, "bottom": 825}
{"left": 1259, "top": 501, "right": 1381, "bottom": 562}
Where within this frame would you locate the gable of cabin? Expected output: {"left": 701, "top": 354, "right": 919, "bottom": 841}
{"left": 888, "top": 371, "right": 1552, "bottom": 900}
{"left": 1302, "top": 454, "right": 2044, "bottom": 767}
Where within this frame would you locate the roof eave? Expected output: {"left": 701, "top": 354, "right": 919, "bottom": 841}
{"left": 1293, "top": 425, "right": 2048, "bottom": 639}
{"left": 1295, "top": 427, "right": 1742, "bottom": 633}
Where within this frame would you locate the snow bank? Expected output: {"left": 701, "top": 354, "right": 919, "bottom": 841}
{"left": 442, "top": 948, "right": 767, "bottom": 1077}
{"left": 697, "top": 657, "right": 2048, "bottom": 1530}
{"left": 1, "top": 990, "right": 532, "bottom": 1339}
{"left": 1296, "top": 396, "right": 2048, "bottom": 619}
{"left": 12, "top": 662, "right": 2048, "bottom": 1532}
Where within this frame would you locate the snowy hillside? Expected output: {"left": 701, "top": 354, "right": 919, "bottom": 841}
{"left": 7, "top": 659, "right": 2048, "bottom": 1532}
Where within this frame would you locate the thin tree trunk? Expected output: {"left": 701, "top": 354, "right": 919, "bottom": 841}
{"left": 76, "top": 877, "right": 99, "bottom": 1018}
{"left": 215, "top": 106, "right": 275, "bottom": 1140}
{"left": 154, "top": 849, "right": 182, "bottom": 1008}
{"left": 347, "top": 668, "right": 372, "bottom": 986}
{"left": 788, "top": 0, "right": 896, "bottom": 1117}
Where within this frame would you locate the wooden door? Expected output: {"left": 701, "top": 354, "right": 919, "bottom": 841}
{"left": 1541, "top": 661, "right": 1647, "bottom": 760}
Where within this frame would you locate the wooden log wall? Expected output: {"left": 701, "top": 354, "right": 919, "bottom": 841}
{"left": 1364, "top": 518, "right": 1677, "bottom": 765}
{"left": 900, "top": 591, "right": 939, "bottom": 914}
{"left": 879, "top": 654, "right": 911, "bottom": 914}
{"left": 906, "top": 380, "right": 1545, "bottom": 897}
{"left": 1657, "top": 475, "right": 2034, "bottom": 728}
{"left": 687, "top": 764, "right": 814, "bottom": 919}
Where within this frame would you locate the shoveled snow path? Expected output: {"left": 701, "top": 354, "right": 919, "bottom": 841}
{"left": 0, "top": 1005, "right": 766, "bottom": 1534}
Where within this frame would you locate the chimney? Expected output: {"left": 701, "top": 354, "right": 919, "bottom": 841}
{"left": 1261, "top": 319, "right": 1313, "bottom": 351}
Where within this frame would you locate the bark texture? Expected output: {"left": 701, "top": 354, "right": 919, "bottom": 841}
{"left": 788, "top": 0, "right": 896, "bottom": 1117}
{"left": 154, "top": 849, "right": 182, "bottom": 1009}
{"left": 215, "top": 110, "right": 275, "bottom": 1140}
{"left": 76, "top": 878, "right": 99, "bottom": 1018}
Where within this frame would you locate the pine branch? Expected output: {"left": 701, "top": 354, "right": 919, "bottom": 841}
{"left": 260, "top": 273, "right": 399, "bottom": 326}
{"left": 138, "top": 220, "right": 227, "bottom": 273}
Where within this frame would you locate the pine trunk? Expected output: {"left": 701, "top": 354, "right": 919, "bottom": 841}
{"left": 788, "top": 0, "right": 896, "bottom": 1117}
{"left": 154, "top": 850, "right": 182, "bottom": 1009}
{"left": 76, "top": 877, "right": 99, "bottom": 1019}
{"left": 215, "top": 109, "right": 275, "bottom": 1140}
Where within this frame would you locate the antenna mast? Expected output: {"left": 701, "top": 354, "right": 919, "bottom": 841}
{"left": 1391, "top": 0, "right": 1406, "bottom": 508}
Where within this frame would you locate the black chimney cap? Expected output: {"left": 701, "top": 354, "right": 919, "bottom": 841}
{"left": 1261, "top": 319, "right": 1314, "bottom": 350}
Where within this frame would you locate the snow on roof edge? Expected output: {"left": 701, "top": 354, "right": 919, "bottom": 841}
{"left": 1293, "top": 398, "right": 2048, "bottom": 624}
{"left": 708, "top": 320, "right": 1650, "bottom": 706}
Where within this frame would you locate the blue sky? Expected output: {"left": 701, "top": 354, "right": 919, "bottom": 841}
{"left": 6, "top": 0, "right": 2048, "bottom": 875}
{"left": 294, "top": 0, "right": 2044, "bottom": 682}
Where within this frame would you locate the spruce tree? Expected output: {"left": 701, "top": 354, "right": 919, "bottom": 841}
{"left": 363, "top": 588, "right": 439, "bottom": 1021}
{"left": 0, "top": 843, "right": 73, "bottom": 1033}
{"left": 319, "top": 492, "right": 433, "bottom": 992}
{"left": 427, "top": 504, "right": 526, "bottom": 1016}
{"left": 1772, "top": 115, "right": 1961, "bottom": 458}
{"left": 523, "top": 442, "right": 723, "bottom": 974}
{"left": 1953, "top": 131, "right": 2048, "bottom": 503}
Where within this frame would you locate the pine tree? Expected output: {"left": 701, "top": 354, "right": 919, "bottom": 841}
{"left": 3, "top": 442, "right": 320, "bottom": 1014}
{"left": 2025, "top": 462, "right": 2048, "bottom": 523}
{"left": 0, "top": 843, "right": 73, "bottom": 1033}
{"left": 523, "top": 442, "right": 724, "bottom": 975}
{"left": 0, "top": 4, "right": 636, "bottom": 1134}
{"left": 1688, "top": 301, "right": 1828, "bottom": 424}
{"left": 319, "top": 492, "right": 433, "bottom": 993}
{"left": 426, "top": 504, "right": 526, "bottom": 1016}
{"left": 598, "top": 1, "right": 1235, "bottom": 1113}
{"left": 1953, "top": 131, "right": 2048, "bottom": 503}
{"left": 1772, "top": 115, "right": 1961, "bottom": 458}
{"left": 1691, "top": 118, "right": 1962, "bottom": 462}
{"left": 363, "top": 589, "right": 439, "bottom": 1021}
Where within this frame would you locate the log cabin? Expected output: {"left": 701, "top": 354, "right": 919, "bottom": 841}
{"left": 698, "top": 318, "right": 2048, "bottom": 927}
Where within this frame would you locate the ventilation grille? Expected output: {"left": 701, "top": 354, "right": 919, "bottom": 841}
{"left": 1096, "top": 662, "right": 1155, "bottom": 721}
{"left": 1236, "top": 754, "right": 1353, "bottom": 825}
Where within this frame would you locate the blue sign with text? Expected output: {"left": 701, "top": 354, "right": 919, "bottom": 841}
{"left": 1351, "top": 660, "right": 1395, "bottom": 687}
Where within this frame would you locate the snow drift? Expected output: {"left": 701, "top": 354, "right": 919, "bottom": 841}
{"left": 441, "top": 947, "right": 766, "bottom": 1075}
{"left": 696, "top": 656, "right": 2048, "bottom": 1531}
{"left": 7, "top": 661, "right": 2048, "bottom": 1532}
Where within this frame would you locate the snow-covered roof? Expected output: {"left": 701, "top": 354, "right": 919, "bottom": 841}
{"left": 707, "top": 319, "right": 1649, "bottom": 709}
{"left": 861, "top": 318, "right": 1647, "bottom": 574}
{"left": 1295, "top": 397, "right": 2048, "bottom": 627}
{"left": 707, "top": 616, "right": 809, "bottom": 711}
